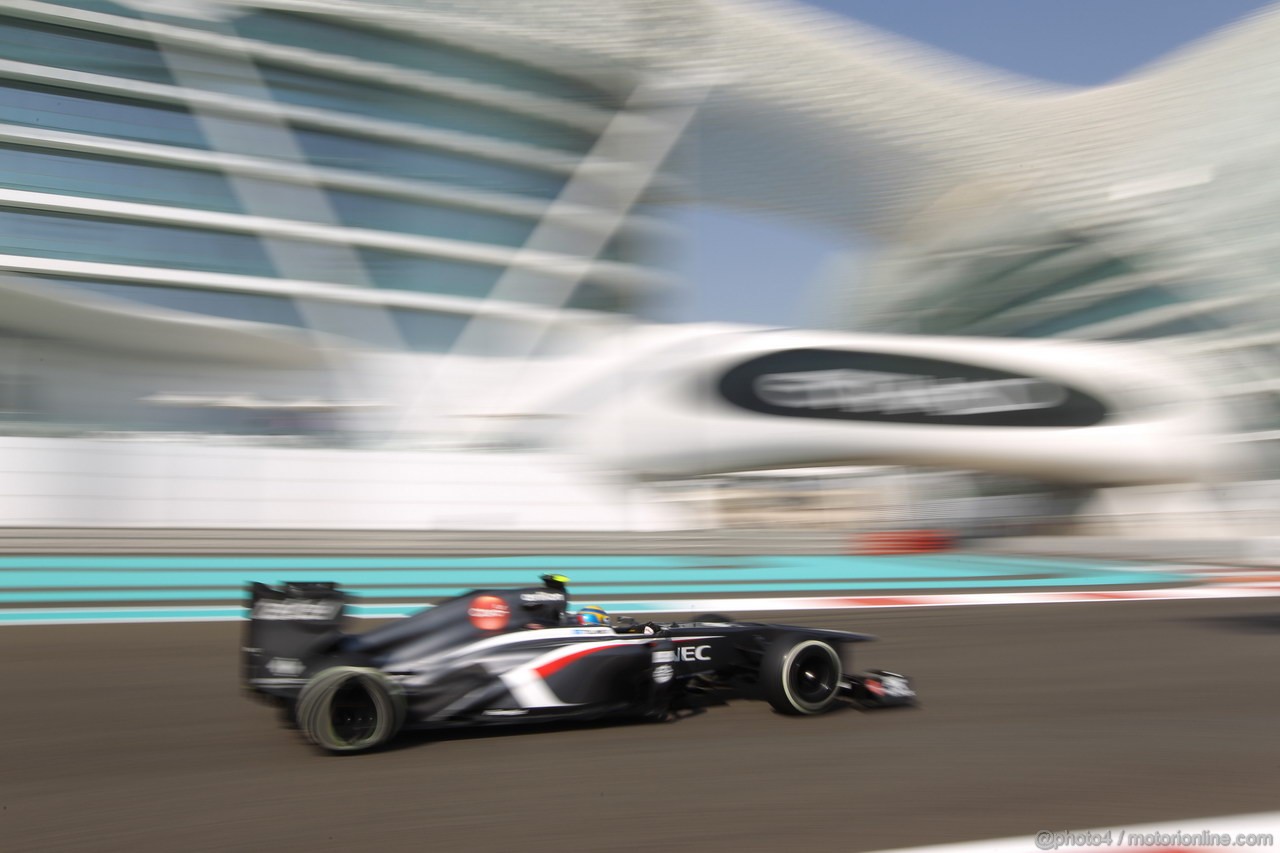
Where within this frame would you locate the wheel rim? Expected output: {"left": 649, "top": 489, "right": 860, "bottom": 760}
{"left": 328, "top": 678, "right": 379, "bottom": 746}
{"left": 788, "top": 645, "right": 838, "bottom": 706}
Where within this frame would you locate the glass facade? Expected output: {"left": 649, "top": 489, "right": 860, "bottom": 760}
{"left": 0, "top": 0, "right": 650, "bottom": 360}
{"left": 0, "top": 144, "right": 242, "bottom": 212}
{"left": 0, "top": 80, "right": 206, "bottom": 147}
{"left": 1104, "top": 315, "right": 1218, "bottom": 340}
{"left": 1010, "top": 287, "right": 1181, "bottom": 337}
{"left": 33, "top": 0, "right": 143, "bottom": 19}
{"left": 389, "top": 307, "right": 469, "bottom": 352}
{"left": 0, "top": 16, "right": 175, "bottom": 84}
{"left": 291, "top": 127, "right": 567, "bottom": 197}
{"left": 566, "top": 282, "right": 627, "bottom": 313}
{"left": 0, "top": 145, "right": 544, "bottom": 246}
{"left": 0, "top": 16, "right": 594, "bottom": 153}
{"left": 356, "top": 248, "right": 503, "bottom": 298}
{"left": 0, "top": 79, "right": 570, "bottom": 198}
{"left": 250, "top": 63, "right": 593, "bottom": 154}
{"left": 0, "top": 209, "right": 277, "bottom": 276}
{"left": 48, "top": 278, "right": 307, "bottom": 327}
{"left": 0, "top": 208, "right": 516, "bottom": 296}
{"left": 37, "top": 276, "right": 475, "bottom": 352}
{"left": 326, "top": 190, "right": 537, "bottom": 246}
{"left": 231, "top": 10, "right": 620, "bottom": 108}
{"left": 889, "top": 246, "right": 1225, "bottom": 345}
{"left": 993, "top": 259, "right": 1135, "bottom": 320}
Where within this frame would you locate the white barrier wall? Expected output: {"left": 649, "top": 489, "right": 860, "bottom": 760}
{"left": 0, "top": 437, "right": 692, "bottom": 530}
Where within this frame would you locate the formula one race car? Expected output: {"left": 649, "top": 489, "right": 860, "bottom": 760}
{"left": 242, "top": 575, "right": 915, "bottom": 753}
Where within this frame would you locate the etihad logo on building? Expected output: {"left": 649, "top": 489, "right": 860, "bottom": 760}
{"left": 753, "top": 370, "right": 1068, "bottom": 417}
{"left": 718, "top": 349, "right": 1107, "bottom": 428}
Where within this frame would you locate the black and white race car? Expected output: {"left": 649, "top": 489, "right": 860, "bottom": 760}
{"left": 242, "top": 575, "right": 916, "bottom": 753}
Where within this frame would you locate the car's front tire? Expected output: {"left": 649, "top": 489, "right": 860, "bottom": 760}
{"left": 296, "top": 667, "right": 405, "bottom": 753}
{"left": 760, "top": 636, "right": 843, "bottom": 715}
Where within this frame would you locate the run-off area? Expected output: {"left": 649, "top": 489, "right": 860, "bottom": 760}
{"left": 5, "top": 596, "right": 1280, "bottom": 852}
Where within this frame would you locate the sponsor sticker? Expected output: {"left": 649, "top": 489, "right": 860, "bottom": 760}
{"left": 675, "top": 644, "right": 712, "bottom": 662}
{"left": 880, "top": 675, "right": 914, "bottom": 698}
{"left": 468, "top": 595, "right": 510, "bottom": 631}
{"left": 520, "top": 591, "right": 565, "bottom": 605}
{"left": 265, "top": 657, "right": 305, "bottom": 677}
{"left": 251, "top": 599, "right": 341, "bottom": 621}
{"left": 653, "top": 664, "right": 674, "bottom": 684}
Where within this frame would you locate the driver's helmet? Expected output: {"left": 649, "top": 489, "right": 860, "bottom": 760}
{"left": 576, "top": 605, "right": 610, "bottom": 627}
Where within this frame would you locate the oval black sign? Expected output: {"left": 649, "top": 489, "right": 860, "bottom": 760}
{"left": 717, "top": 349, "right": 1108, "bottom": 427}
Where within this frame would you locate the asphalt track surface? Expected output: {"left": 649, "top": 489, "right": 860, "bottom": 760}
{"left": 6, "top": 597, "right": 1280, "bottom": 853}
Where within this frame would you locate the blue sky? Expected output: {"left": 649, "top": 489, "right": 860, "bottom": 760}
{"left": 654, "top": 0, "right": 1275, "bottom": 327}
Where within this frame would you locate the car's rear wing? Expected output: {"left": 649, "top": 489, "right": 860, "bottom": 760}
{"left": 242, "top": 582, "right": 348, "bottom": 695}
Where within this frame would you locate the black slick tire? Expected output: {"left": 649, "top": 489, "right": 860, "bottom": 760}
{"left": 296, "top": 667, "right": 405, "bottom": 753}
{"left": 760, "top": 635, "right": 843, "bottom": 715}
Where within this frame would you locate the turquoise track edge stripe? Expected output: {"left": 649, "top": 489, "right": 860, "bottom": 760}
{"left": 0, "top": 553, "right": 1186, "bottom": 624}
{"left": 0, "top": 600, "right": 674, "bottom": 624}
{"left": 0, "top": 572, "right": 1182, "bottom": 602}
{"left": 0, "top": 554, "right": 1146, "bottom": 571}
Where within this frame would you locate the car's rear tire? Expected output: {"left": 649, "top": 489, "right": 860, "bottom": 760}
{"left": 760, "top": 635, "right": 843, "bottom": 715}
{"left": 296, "top": 667, "right": 405, "bottom": 753}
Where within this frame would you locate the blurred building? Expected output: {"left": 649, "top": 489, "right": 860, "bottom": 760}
{"left": 0, "top": 0, "right": 682, "bottom": 528}
{"left": 0, "top": 0, "right": 668, "bottom": 427}
{"left": 0, "top": 0, "right": 1274, "bottom": 530}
